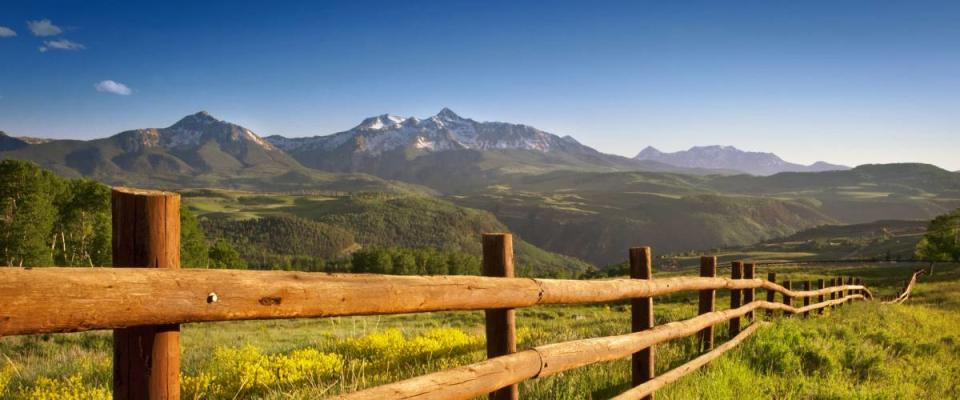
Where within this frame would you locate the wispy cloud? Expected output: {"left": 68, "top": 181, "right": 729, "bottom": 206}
{"left": 27, "top": 19, "right": 62, "bottom": 37}
{"left": 0, "top": 26, "right": 16, "bottom": 38}
{"left": 95, "top": 80, "right": 133, "bottom": 96}
{"left": 39, "top": 39, "right": 85, "bottom": 52}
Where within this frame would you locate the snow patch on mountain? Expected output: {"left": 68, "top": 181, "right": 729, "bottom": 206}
{"left": 114, "top": 111, "right": 279, "bottom": 152}
{"left": 266, "top": 108, "right": 583, "bottom": 155}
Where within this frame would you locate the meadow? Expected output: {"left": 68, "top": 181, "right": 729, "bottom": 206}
{"left": 1, "top": 262, "right": 956, "bottom": 399}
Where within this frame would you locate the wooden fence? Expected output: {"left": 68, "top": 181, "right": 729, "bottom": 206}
{"left": 0, "top": 188, "right": 903, "bottom": 400}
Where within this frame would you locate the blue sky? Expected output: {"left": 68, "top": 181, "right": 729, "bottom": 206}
{"left": 1, "top": 0, "right": 958, "bottom": 169}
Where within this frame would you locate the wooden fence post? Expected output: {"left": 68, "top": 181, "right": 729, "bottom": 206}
{"left": 766, "top": 272, "right": 776, "bottom": 317}
{"left": 838, "top": 276, "right": 845, "bottom": 307}
{"left": 630, "top": 247, "right": 655, "bottom": 398}
{"left": 744, "top": 263, "right": 756, "bottom": 321}
{"left": 829, "top": 278, "right": 836, "bottom": 310}
{"left": 847, "top": 277, "right": 855, "bottom": 303}
{"left": 729, "top": 261, "right": 743, "bottom": 337}
{"left": 802, "top": 281, "right": 811, "bottom": 317}
{"left": 112, "top": 188, "right": 181, "bottom": 400}
{"left": 782, "top": 280, "right": 792, "bottom": 315}
{"left": 698, "top": 256, "right": 717, "bottom": 352}
{"left": 817, "top": 279, "right": 825, "bottom": 315}
{"left": 482, "top": 233, "right": 518, "bottom": 400}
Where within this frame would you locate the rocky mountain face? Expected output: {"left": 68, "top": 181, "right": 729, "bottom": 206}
{"left": 635, "top": 145, "right": 848, "bottom": 176}
{"left": 263, "top": 108, "right": 692, "bottom": 191}
{"left": 110, "top": 111, "right": 283, "bottom": 155}
{"left": 268, "top": 108, "right": 603, "bottom": 158}
{"left": 0, "top": 112, "right": 310, "bottom": 188}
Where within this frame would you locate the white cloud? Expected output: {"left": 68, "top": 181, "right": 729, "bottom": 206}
{"left": 95, "top": 80, "right": 133, "bottom": 96}
{"left": 27, "top": 19, "right": 62, "bottom": 37}
{"left": 39, "top": 39, "right": 85, "bottom": 52}
{"left": 0, "top": 26, "right": 16, "bottom": 38}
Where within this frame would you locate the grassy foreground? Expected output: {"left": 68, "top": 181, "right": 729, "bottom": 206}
{"left": 1, "top": 263, "right": 957, "bottom": 399}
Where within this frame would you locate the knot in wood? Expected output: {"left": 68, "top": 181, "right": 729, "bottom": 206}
{"left": 259, "top": 296, "right": 282, "bottom": 306}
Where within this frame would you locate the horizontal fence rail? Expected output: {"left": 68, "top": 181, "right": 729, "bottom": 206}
{"left": 611, "top": 321, "right": 766, "bottom": 400}
{"left": 0, "top": 267, "right": 871, "bottom": 336}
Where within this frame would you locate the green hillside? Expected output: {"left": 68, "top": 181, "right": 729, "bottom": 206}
{"left": 304, "top": 148, "right": 729, "bottom": 194}
{"left": 660, "top": 219, "right": 929, "bottom": 269}
{"left": 440, "top": 164, "right": 960, "bottom": 265}
{"left": 454, "top": 188, "right": 836, "bottom": 265}
{"left": 182, "top": 189, "right": 594, "bottom": 277}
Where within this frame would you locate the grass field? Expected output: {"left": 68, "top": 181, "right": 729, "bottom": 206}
{"left": 1, "top": 262, "right": 957, "bottom": 399}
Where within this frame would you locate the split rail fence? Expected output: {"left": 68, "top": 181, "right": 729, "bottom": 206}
{"left": 0, "top": 187, "right": 911, "bottom": 400}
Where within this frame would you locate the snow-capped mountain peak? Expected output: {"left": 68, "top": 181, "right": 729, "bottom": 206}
{"left": 267, "top": 109, "right": 592, "bottom": 156}
{"left": 355, "top": 114, "right": 408, "bottom": 131}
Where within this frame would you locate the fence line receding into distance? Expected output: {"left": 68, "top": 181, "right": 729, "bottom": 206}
{"left": 0, "top": 187, "right": 925, "bottom": 400}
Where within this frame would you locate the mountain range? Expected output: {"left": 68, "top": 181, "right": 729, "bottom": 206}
{"left": 635, "top": 145, "right": 849, "bottom": 176}
{"left": 2, "top": 109, "right": 848, "bottom": 183}
{"left": 0, "top": 112, "right": 427, "bottom": 193}
{"left": 265, "top": 108, "right": 712, "bottom": 189}
{"left": 3, "top": 110, "right": 959, "bottom": 265}
{"left": 268, "top": 108, "right": 588, "bottom": 155}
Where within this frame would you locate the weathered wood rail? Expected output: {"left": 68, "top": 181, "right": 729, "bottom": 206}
{"left": 0, "top": 267, "right": 872, "bottom": 337}
{"left": 882, "top": 268, "right": 928, "bottom": 304}
{"left": 0, "top": 187, "right": 899, "bottom": 399}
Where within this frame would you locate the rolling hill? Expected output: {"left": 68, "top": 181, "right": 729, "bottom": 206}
{"left": 662, "top": 219, "right": 930, "bottom": 268}
{"left": 446, "top": 164, "right": 960, "bottom": 264}
{"left": 0, "top": 132, "right": 29, "bottom": 151}
{"left": 183, "top": 189, "right": 593, "bottom": 277}
{"left": 453, "top": 189, "right": 837, "bottom": 265}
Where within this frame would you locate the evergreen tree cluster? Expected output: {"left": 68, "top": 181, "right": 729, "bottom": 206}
{"left": 349, "top": 247, "right": 481, "bottom": 275}
{"left": 201, "top": 215, "right": 354, "bottom": 262}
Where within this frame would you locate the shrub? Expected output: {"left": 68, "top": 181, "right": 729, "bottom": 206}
{"left": 341, "top": 327, "right": 480, "bottom": 362}
{"left": 15, "top": 374, "right": 110, "bottom": 400}
{"left": 182, "top": 344, "right": 342, "bottom": 398}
